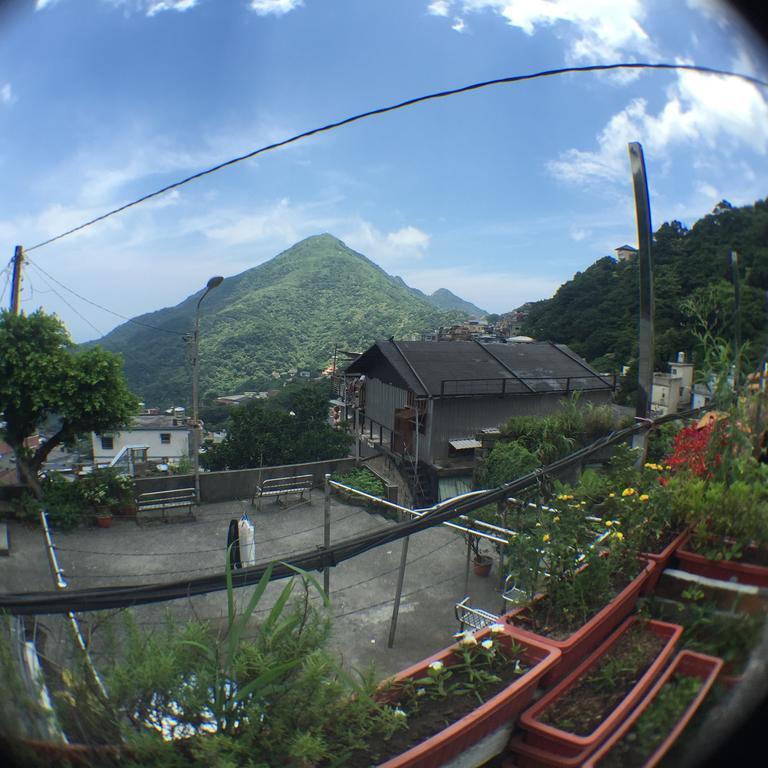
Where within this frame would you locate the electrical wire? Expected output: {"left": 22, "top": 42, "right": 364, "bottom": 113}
{"left": 1, "top": 409, "right": 702, "bottom": 615}
{"left": 24, "top": 258, "right": 187, "bottom": 338}
{"left": 23, "top": 63, "right": 768, "bottom": 255}
{"left": 26, "top": 262, "right": 105, "bottom": 338}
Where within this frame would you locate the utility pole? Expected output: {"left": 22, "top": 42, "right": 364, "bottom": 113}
{"left": 10, "top": 245, "right": 24, "bottom": 314}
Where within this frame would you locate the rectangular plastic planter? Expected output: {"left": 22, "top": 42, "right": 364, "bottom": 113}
{"left": 640, "top": 527, "right": 690, "bottom": 595}
{"left": 584, "top": 650, "right": 724, "bottom": 768}
{"left": 512, "top": 617, "right": 683, "bottom": 768}
{"left": 676, "top": 533, "right": 768, "bottom": 587}
{"left": 377, "top": 625, "right": 561, "bottom": 768}
{"left": 503, "top": 561, "right": 653, "bottom": 686}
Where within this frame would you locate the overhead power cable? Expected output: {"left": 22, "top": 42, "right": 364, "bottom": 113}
{"left": 0, "top": 407, "right": 705, "bottom": 616}
{"left": 25, "top": 258, "right": 186, "bottom": 338}
{"left": 24, "top": 63, "right": 768, "bottom": 254}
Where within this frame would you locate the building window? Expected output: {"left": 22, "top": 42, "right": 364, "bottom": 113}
{"left": 160, "top": 433, "right": 171, "bottom": 444}
{"left": 101, "top": 436, "right": 114, "bottom": 450}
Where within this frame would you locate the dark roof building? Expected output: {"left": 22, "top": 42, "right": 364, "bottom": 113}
{"left": 345, "top": 340, "right": 613, "bottom": 504}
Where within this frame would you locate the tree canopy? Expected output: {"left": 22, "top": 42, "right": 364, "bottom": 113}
{"left": 201, "top": 381, "right": 351, "bottom": 470}
{"left": 0, "top": 310, "right": 138, "bottom": 495}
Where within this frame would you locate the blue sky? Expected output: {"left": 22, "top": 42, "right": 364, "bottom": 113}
{"left": 1, "top": 0, "right": 767, "bottom": 341}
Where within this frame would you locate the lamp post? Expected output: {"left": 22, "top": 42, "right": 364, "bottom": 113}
{"left": 192, "top": 275, "right": 224, "bottom": 503}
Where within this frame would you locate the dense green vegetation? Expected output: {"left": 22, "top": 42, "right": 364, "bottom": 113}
{"left": 523, "top": 199, "right": 768, "bottom": 400}
{"left": 92, "top": 234, "right": 467, "bottom": 407}
{"left": 201, "top": 382, "right": 351, "bottom": 470}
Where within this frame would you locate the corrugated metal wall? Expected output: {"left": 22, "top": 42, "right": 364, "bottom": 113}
{"left": 364, "top": 378, "right": 408, "bottom": 430}
{"left": 428, "top": 391, "right": 612, "bottom": 462}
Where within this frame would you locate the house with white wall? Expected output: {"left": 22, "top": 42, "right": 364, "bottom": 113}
{"left": 92, "top": 415, "right": 191, "bottom": 464}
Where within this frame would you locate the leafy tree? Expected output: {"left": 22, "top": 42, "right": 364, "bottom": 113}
{"left": 202, "top": 383, "right": 350, "bottom": 470}
{"left": 0, "top": 310, "right": 138, "bottom": 497}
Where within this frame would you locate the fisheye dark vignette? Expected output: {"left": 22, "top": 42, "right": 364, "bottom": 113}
{"left": 1, "top": 1, "right": 768, "bottom": 767}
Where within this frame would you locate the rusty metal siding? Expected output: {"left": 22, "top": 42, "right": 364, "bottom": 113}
{"left": 428, "top": 391, "right": 612, "bottom": 462}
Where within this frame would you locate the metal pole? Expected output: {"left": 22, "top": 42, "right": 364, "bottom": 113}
{"left": 192, "top": 305, "right": 202, "bottom": 504}
{"left": 323, "top": 473, "right": 331, "bottom": 595}
{"left": 388, "top": 531, "right": 410, "bottom": 648}
{"left": 731, "top": 251, "right": 742, "bottom": 389}
{"left": 463, "top": 534, "right": 472, "bottom": 595}
{"left": 628, "top": 142, "right": 655, "bottom": 420}
{"left": 10, "top": 245, "right": 23, "bottom": 314}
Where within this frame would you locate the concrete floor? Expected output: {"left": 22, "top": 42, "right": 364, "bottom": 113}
{"left": 0, "top": 492, "right": 504, "bottom": 680}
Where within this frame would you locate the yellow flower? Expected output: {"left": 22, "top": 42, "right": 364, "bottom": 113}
{"left": 557, "top": 494, "right": 574, "bottom": 501}
{"left": 605, "top": 520, "right": 613, "bottom": 527}
{"left": 553, "top": 516, "right": 560, "bottom": 523}
{"left": 665, "top": 465, "right": 672, "bottom": 470}
{"left": 644, "top": 462, "right": 656, "bottom": 469}
{"left": 639, "top": 494, "right": 650, "bottom": 502}
{"left": 615, "top": 531, "right": 624, "bottom": 541}
{"left": 542, "top": 533, "right": 551, "bottom": 543}
{"left": 535, "top": 522, "right": 542, "bottom": 528}
{"left": 608, "top": 493, "right": 616, "bottom": 498}
{"left": 622, "top": 488, "right": 636, "bottom": 497}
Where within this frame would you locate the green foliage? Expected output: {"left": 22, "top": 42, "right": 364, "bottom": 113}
{"left": 0, "top": 309, "right": 138, "bottom": 494}
{"left": 107, "top": 560, "right": 402, "bottom": 766}
{"left": 9, "top": 491, "right": 42, "bottom": 522}
{"left": 522, "top": 200, "right": 768, "bottom": 401}
{"left": 93, "top": 234, "right": 469, "bottom": 407}
{"left": 475, "top": 441, "right": 538, "bottom": 488}
{"left": 333, "top": 467, "right": 386, "bottom": 497}
{"left": 40, "top": 468, "right": 135, "bottom": 529}
{"left": 201, "top": 383, "right": 351, "bottom": 470}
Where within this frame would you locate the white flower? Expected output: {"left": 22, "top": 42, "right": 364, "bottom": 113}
{"left": 481, "top": 639, "right": 493, "bottom": 650}
{"left": 393, "top": 707, "right": 407, "bottom": 719}
{"left": 416, "top": 687, "right": 426, "bottom": 696}
{"left": 489, "top": 623, "right": 505, "bottom": 634}
{"left": 457, "top": 631, "right": 478, "bottom": 648}
{"left": 428, "top": 660, "right": 444, "bottom": 672}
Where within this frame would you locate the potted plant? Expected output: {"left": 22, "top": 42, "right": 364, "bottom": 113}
{"left": 583, "top": 650, "right": 724, "bottom": 768}
{"left": 502, "top": 494, "right": 652, "bottom": 684}
{"left": 509, "top": 617, "right": 683, "bottom": 768}
{"left": 357, "top": 623, "right": 560, "bottom": 768}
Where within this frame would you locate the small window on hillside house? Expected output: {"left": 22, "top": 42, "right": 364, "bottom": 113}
{"left": 101, "top": 436, "right": 114, "bottom": 450}
{"left": 160, "top": 433, "right": 171, "bottom": 444}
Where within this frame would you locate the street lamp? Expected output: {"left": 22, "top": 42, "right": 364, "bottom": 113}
{"left": 192, "top": 275, "right": 224, "bottom": 503}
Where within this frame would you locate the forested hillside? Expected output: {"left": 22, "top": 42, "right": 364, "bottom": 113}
{"left": 91, "top": 235, "right": 467, "bottom": 407}
{"left": 523, "top": 200, "right": 768, "bottom": 380}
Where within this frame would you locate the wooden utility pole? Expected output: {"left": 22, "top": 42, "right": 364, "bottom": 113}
{"left": 10, "top": 245, "right": 24, "bottom": 314}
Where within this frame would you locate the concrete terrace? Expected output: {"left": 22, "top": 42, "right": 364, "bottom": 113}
{"left": 0, "top": 493, "right": 502, "bottom": 679}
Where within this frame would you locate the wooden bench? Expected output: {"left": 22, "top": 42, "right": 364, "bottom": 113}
{"left": 455, "top": 596, "right": 499, "bottom": 633}
{"left": 250, "top": 474, "right": 314, "bottom": 512}
{"left": 136, "top": 488, "right": 195, "bottom": 524}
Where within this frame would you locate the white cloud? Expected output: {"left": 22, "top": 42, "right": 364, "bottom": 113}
{"left": 570, "top": 228, "right": 590, "bottom": 241}
{"left": 342, "top": 222, "right": 431, "bottom": 268}
{"left": 431, "top": 1, "right": 654, "bottom": 64}
{"left": 1, "top": 83, "right": 14, "bottom": 106}
{"left": 249, "top": 0, "right": 304, "bottom": 16}
{"left": 35, "top": 0, "right": 61, "bottom": 9}
{"left": 548, "top": 67, "right": 768, "bottom": 185}
{"left": 452, "top": 17, "right": 466, "bottom": 33}
{"left": 145, "top": 0, "right": 198, "bottom": 16}
{"left": 427, "top": 1, "right": 452, "bottom": 16}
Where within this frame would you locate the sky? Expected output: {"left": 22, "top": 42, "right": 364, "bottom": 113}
{"left": 0, "top": 0, "right": 767, "bottom": 342}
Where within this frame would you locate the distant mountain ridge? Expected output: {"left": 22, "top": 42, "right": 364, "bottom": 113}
{"left": 391, "top": 277, "right": 487, "bottom": 316}
{"left": 92, "top": 234, "right": 475, "bottom": 407}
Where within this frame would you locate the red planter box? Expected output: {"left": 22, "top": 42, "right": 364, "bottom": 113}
{"left": 640, "top": 527, "right": 690, "bottom": 595}
{"left": 377, "top": 625, "right": 560, "bottom": 768}
{"left": 512, "top": 617, "right": 683, "bottom": 768}
{"left": 584, "top": 650, "right": 724, "bottom": 768}
{"left": 676, "top": 533, "right": 768, "bottom": 587}
{"left": 503, "top": 561, "right": 653, "bottom": 686}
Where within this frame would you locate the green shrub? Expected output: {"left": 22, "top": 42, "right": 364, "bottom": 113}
{"left": 475, "top": 441, "right": 538, "bottom": 488}
{"left": 9, "top": 492, "right": 41, "bottom": 523}
{"left": 333, "top": 467, "right": 386, "bottom": 498}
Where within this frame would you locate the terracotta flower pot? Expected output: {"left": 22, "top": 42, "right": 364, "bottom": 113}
{"left": 675, "top": 533, "right": 768, "bottom": 587}
{"left": 94, "top": 513, "right": 113, "bottom": 528}
{"left": 376, "top": 625, "right": 561, "bottom": 768}
{"left": 503, "top": 561, "right": 654, "bottom": 686}
{"left": 584, "top": 650, "right": 724, "bottom": 768}
{"left": 512, "top": 617, "right": 683, "bottom": 768}
{"left": 473, "top": 554, "right": 493, "bottom": 578}
{"left": 639, "top": 527, "right": 691, "bottom": 595}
